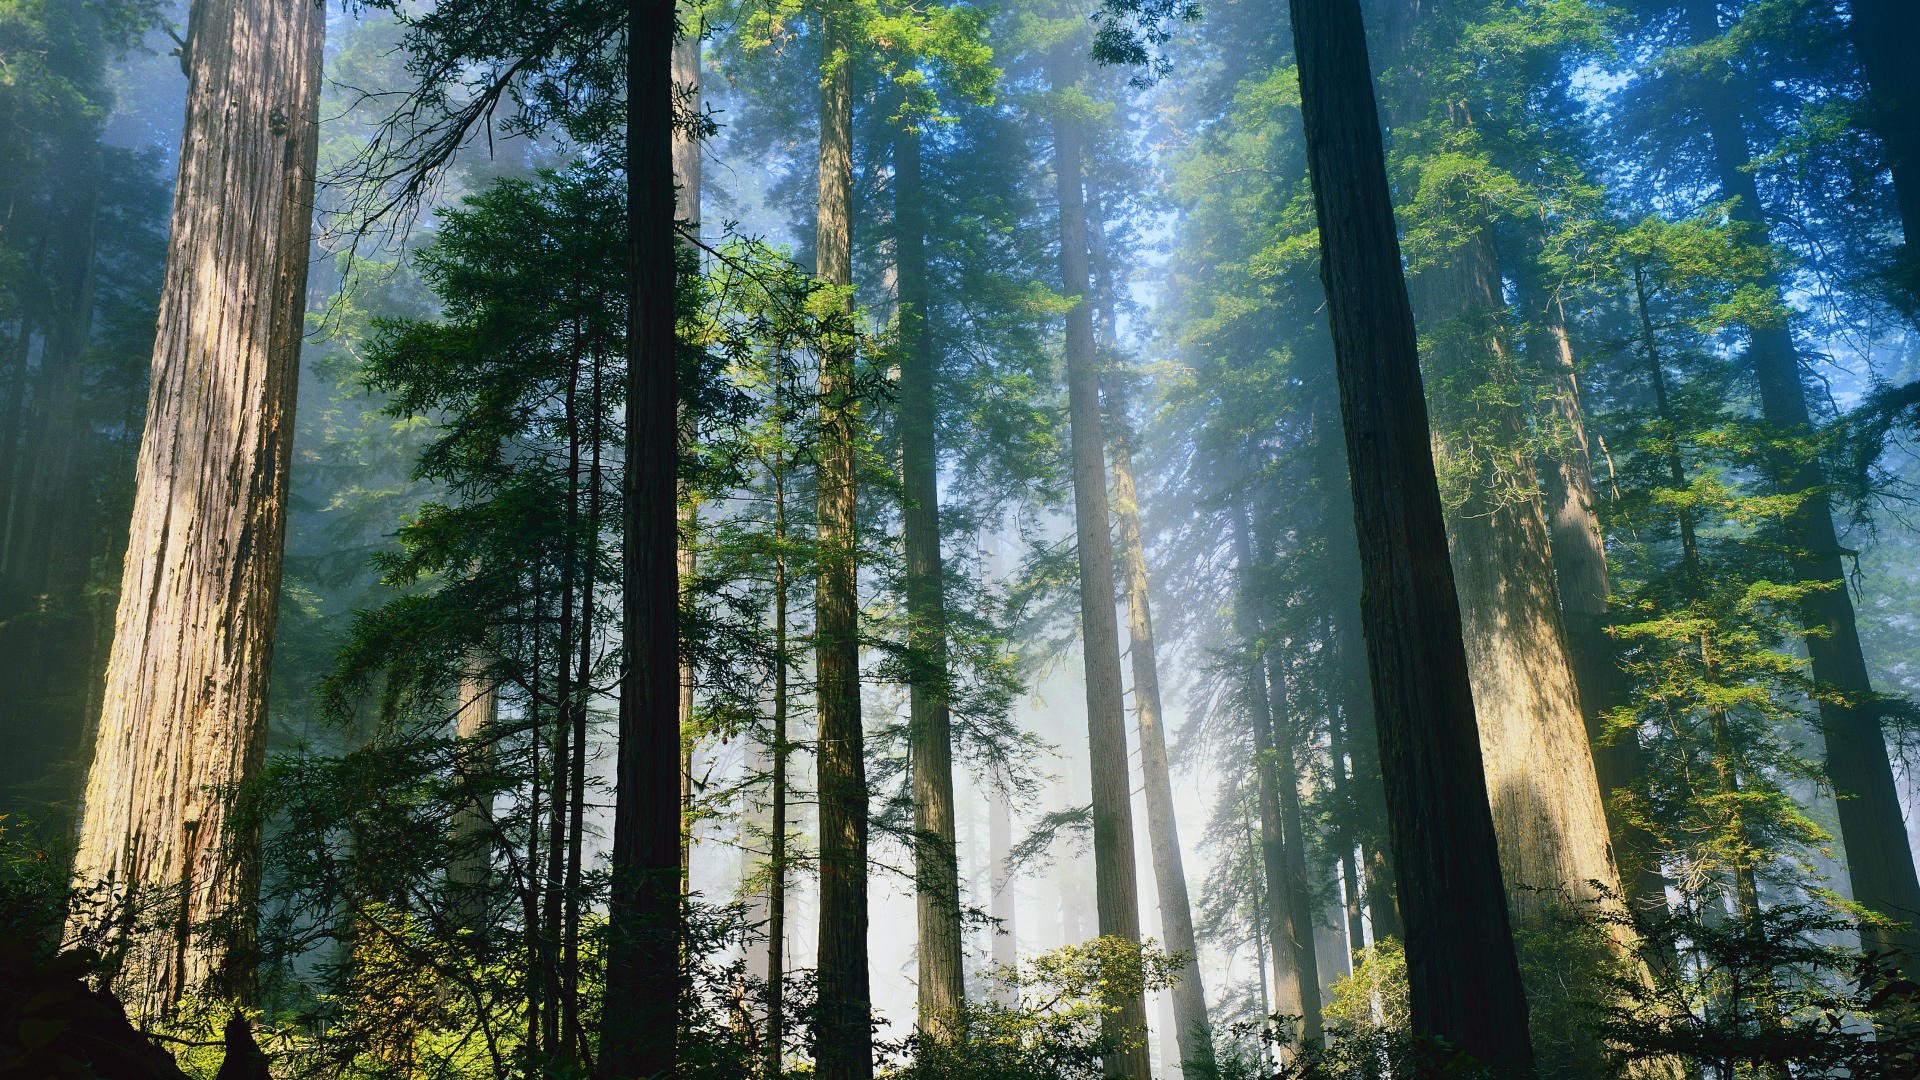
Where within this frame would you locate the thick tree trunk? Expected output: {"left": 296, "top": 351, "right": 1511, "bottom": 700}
{"left": 812, "top": 11, "right": 873, "bottom": 1078}
{"left": 1046, "top": 44, "right": 1153, "bottom": 1080}
{"left": 1374, "top": 0, "right": 1623, "bottom": 920}
{"left": 894, "top": 119, "right": 967, "bottom": 1036}
{"left": 1089, "top": 184, "right": 1217, "bottom": 1078}
{"left": 1526, "top": 293, "right": 1668, "bottom": 924}
{"left": 1285, "top": 0, "right": 1534, "bottom": 1072}
{"left": 69, "top": 0, "right": 322, "bottom": 1014}
{"left": 1846, "top": 0, "right": 1920, "bottom": 296}
{"left": 1688, "top": 0, "right": 1920, "bottom": 975}
{"left": 598, "top": 0, "right": 684, "bottom": 1073}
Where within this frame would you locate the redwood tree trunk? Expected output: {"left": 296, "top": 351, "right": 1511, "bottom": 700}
{"left": 449, "top": 655, "right": 498, "bottom": 932}
{"left": 1688, "top": 0, "right": 1920, "bottom": 975}
{"left": 812, "top": 10, "right": 873, "bottom": 1077}
{"left": 1285, "top": 0, "right": 1534, "bottom": 1071}
{"left": 599, "top": 0, "right": 684, "bottom": 1073}
{"left": 69, "top": 0, "right": 323, "bottom": 1014}
{"left": 1046, "top": 43, "right": 1153, "bottom": 1080}
{"left": 893, "top": 119, "right": 967, "bottom": 1035}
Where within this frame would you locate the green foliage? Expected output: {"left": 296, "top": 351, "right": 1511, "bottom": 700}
{"left": 883, "top": 937, "right": 1180, "bottom": 1079}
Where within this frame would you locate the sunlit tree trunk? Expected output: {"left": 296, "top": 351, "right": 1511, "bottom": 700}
{"left": 1045, "top": 42, "right": 1153, "bottom": 1080}
{"left": 813, "top": 10, "right": 873, "bottom": 1077}
{"left": 1286, "top": 0, "right": 1534, "bottom": 1071}
{"left": 1371, "top": 0, "right": 1623, "bottom": 927}
{"left": 1686, "top": 0, "right": 1920, "bottom": 977}
{"left": 1525, "top": 290, "right": 1668, "bottom": 924}
{"left": 69, "top": 0, "right": 322, "bottom": 1013}
{"left": 893, "top": 117, "right": 967, "bottom": 1037}
{"left": 599, "top": 0, "right": 684, "bottom": 1072}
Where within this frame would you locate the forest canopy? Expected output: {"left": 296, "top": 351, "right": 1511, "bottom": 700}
{"left": 3, "top": 0, "right": 1920, "bottom": 1077}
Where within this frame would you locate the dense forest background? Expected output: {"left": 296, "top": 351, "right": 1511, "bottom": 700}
{"left": 3, "top": 0, "right": 1920, "bottom": 1077}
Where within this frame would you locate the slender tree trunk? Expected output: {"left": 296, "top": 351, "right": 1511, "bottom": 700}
{"left": 1525, "top": 288, "right": 1668, "bottom": 924}
{"left": 1285, "top": 0, "right": 1534, "bottom": 1072}
{"left": 1045, "top": 42, "right": 1153, "bottom": 1080}
{"left": 674, "top": 1, "right": 701, "bottom": 887}
{"left": 989, "top": 780, "right": 1017, "bottom": 990}
{"left": 1088, "top": 184, "right": 1218, "bottom": 1078}
{"left": 563, "top": 361, "right": 605, "bottom": 1058}
{"left": 598, "top": 0, "right": 684, "bottom": 1072}
{"left": 1846, "top": 0, "right": 1920, "bottom": 297}
{"left": 765, "top": 453, "right": 790, "bottom": 1080}
{"left": 1687, "top": 0, "right": 1920, "bottom": 975}
{"left": 813, "top": 11, "right": 873, "bottom": 1077}
{"left": 68, "top": 0, "right": 322, "bottom": 1014}
{"left": 894, "top": 117, "right": 967, "bottom": 1036}
{"left": 1232, "top": 502, "right": 1322, "bottom": 1044}
{"left": 449, "top": 654, "right": 498, "bottom": 933}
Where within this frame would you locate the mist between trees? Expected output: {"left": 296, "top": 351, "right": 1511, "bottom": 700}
{"left": 4, "top": 0, "right": 1920, "bottom": 1078}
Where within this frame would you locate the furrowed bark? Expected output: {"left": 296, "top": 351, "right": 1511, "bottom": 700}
{"left": 69, "top": 0, "right": 323, "bottom": 1013}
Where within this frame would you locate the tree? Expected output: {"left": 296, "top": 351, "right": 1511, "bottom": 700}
{"left": 811, "top": 5, "right": 873, "bottom": 1076}
{"left": 894, "top": 114, "right": 968, "bottom": 1036}
{"left": 600, "top": 0, "right": 685, "bottom": 1075}
{"left": 1043, "top": 35, "right": 1154, "bottom": 1080}
{"left": 1845, "top": 0, "right": 1919, "bottom": 296}
{"left": 69, "top": 0, "right": 324, "bottom": 1014}
{"left": 1284, "top": 0, "right": 1534, "bottom": 1072}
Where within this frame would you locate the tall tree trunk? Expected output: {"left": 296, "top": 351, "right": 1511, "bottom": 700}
{"left": 674, "top": 0, "right": 701, "bottom": 886}
{"left": 1231, "top": 503, "right": 1321, "bottom": 1045}
{"left": 989, "top": 778, "right": 1017, "bottom": 995}
{"left": 1525, "top": 289, "right": 1668, "bottom": 924}
{"left": 68, "top": 0, "right": 322, "bottom": 1014}
{"left": 1846, "top": 0, "right": 1920, "bottom": 298}
{"left": 1268, "top": 675, "right": 1325, "bottom": 1044}
{"left": 894, "top": 117, "right": 967, "bottom": 1037}
{"left": 1045, "top": 43, "right": 1153, "bottom": 1080}
{"left": 1089, "top": 184, "right": 1217, "bottom": 1078}
{"left": 598, "top": 0, "right": 684, "bottom": 1073}
{"left": 449, "top": 654, "right": 498, "bottom": 932}
{"left": 812, "top": 11, "right": 873, "bottom": 1078}
{"left": 1687, "top": 0, "right": 1920, "bottom": 975}
{"left": 1285, "top": 0, "right": 1534, "bottom": 1072}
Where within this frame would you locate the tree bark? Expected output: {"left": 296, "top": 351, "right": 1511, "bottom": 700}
{"left": 69, "top": 0, "right": 322, "bottom": 1014}
{"left": 1687, "top": 0, "right": 1920, "bottom": 976}
{"left": 893, "top": 117, "right": 967, "bottom": 1037}
{"left": 812, "top": 11, "right": 873, "bottom": 1078}
{"left": 1525, "top": 291, "right": 1668, "bottom": 924}
{"left": 598, "top": 0, "right": 684, "bottom": 1073}
{"left": 1285, "top": 0, "right": 1534, "bottom": 1072}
